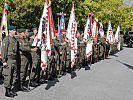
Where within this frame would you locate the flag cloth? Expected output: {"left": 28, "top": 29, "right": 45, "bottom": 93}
{"left": 115, "top": 26, "right": 121, "bottom": 51}
{"left": 83, "top": 15, "right": 91, "bottom": 42}
{"left": 74, "top": 22, "right": 78, "bottom": 54}
{"left": 58, "top": 14, "right": 65, "bottom": 36}
{"left": 84, "top": 12, "right": 94, "bottom": 59}
{"left": 32, "top": 1, "right": 51, "bottom": 71}
{"left": 48, "top": 6, "right": 55, "bottom": 43}
{"left": 92, "top": 18, "right": 98, "bottom": 40}
{"left": 99, "top": 22, "right": 104, "bottom": 38}
{"left": 86, "top": 40, "right": 93, "bottom": 59}
{"left": 66, "top": 4, "right": 76, "bottom": 68}
{"left": 115, "top": 26, "right": 120, "bottom": 42}
{"left": 106, "top": 21, "right": 115, "bottom": 44}
{"left": 0, "top": 0, "right": 9, "bottom": 58}
{"left": 66, "top": 4, "right": 75, "bottom": 43}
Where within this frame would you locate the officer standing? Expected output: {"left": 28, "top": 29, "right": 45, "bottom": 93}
{"left": 28, "top": 31, "right": 40, "bottom": 87}
{"left": 17, "top": 29, "right": 37, "bottom": 91}
{"left": 2, "top": 26, "right": 18, "bottom": 97}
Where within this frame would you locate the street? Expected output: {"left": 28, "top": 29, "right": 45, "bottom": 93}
{"left": 0, "top": 46, "right": 133, "bottom": 100}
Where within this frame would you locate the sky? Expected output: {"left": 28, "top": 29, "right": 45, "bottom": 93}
{"left": 123, "top": 0, "right": 133, "bottom": 5}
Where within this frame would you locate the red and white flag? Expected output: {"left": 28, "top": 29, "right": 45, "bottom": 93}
{"left": 33, "top": 1, "right": 51, "bottom": 71}
{"left": 115, "top": 26, "right": 120, "bottom": 42}
{"left": 85, "top": 41, "right": 93, "bottom": 59}
{"left": 92, "top": 18, "right": 98, "bottom": 40}
{"left": 99, "top": 22, "right": 105, "bottom": 38}
{"left": 66, "top": 4, "right": 75, "bottom": 43}
{"left": 115, "top": 26, "right": 121, "bottom": 51}
{"left": 106, "top": 21, "right": 115, "bottom": 44}
{"left": 0, "top": 0, "right": 8, "bottom": 58}
{"left": 66, "top": 4, "right": 77, "bottom": 68}
{"left": 83, "top": 15, "right": 91, "bottom": 42}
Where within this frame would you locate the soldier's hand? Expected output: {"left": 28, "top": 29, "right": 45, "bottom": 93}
{"left": 3, "top": 62, "right": 7, "bottom": 67}
{"left": 31, "top": 48, "right": 37, "bottom": 52}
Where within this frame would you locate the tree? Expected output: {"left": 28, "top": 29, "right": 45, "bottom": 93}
{"left": 0, "top": 0, "right": 132, "bottom": 31}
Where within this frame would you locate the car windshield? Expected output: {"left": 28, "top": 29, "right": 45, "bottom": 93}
{"left": 128, "top": 32, "right": 133, "bottom": 35}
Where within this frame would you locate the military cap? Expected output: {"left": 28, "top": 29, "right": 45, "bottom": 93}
{"left": 8, "top": 26, "right": 15, "bottom": 30}
{"left": 27, "top": 32, "right": 34, "bottom": 37}
{"left": 17, "top": 28, "right": 26, "bottom": 33}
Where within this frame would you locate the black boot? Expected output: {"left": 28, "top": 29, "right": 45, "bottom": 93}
{"left": 5, "top": 88, "right": 14, "bottom": 97}
{"left": 29, "top": 81, "right": 38, "bottom": 87}
{"left": 18, "top": 83, "right": 28, "bottom": 92}
{"left": 9, "top": 88, "right": 18, "bottom": 96}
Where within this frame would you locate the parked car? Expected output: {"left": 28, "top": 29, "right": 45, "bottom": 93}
{"left": 124, "top": 31, "right": 133, "bottom": 47}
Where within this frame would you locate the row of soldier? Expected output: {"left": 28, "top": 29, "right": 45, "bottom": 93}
{"left": 0, "top": 26, "right": 122, "bottom": 98}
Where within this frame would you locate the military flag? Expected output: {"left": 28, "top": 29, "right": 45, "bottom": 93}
{"left": 58, "top": 13, "right": 65, "bottom": 36}
{"left": 92, "top": 18, "right": 98, "bottom": 40}
{"left": 66, "top": 4, "right": 75, "bottom": 43}
{"left": 84, "top": 12, "right": 94, "bottom": 58}
{"left": 115, "top": 26, "right": 121, "bottom": 51}
{"left": 74, "top": 22, "right": 78, "bottom": 54}
{"left": 83, "top": 12, "right": 94, "bottom": 42}
{"left": 85, "top": 41, "right": 93, "bottom": 59}
{"left": 66, "top": 4, "right": 76, "bottom": 68}
{"left": 106, "top": 21, "right": 115, "bottom": 44}
{"left": 48, "top": 6, "right": 55, "bottom": 43}
{"left": 0, "top": 0, "right": 9, "bottom": 58}
{"left": 83, "top": 15, "right": 91, "bottom": 42}
{"left": 99, "top": 22, "right": 105, "bottom": 38}
{"left": 115, "top": 26, "right": 120, "bottom": 42}
{"left": 33, "top": 0, "right": 51, "bottom": 71}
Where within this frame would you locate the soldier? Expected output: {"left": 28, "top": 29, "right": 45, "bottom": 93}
{"left": 47, "top": 37, "right": 58, "bottom": 80}
{"left": 65, "top": 41, "right": 71, "bottom": 73}
{"left": 2, "top": 26, "right": 18, "bottom": 97}
{"left": 0, "top": 57, "right": 4, "bottom": 85}
{"left": 97, "top": 34, "right": 105, "bottom": 60}
{"left": 79, "top": 33, "right": 86, "bottom": 68}
{"left": 17, "top": 28, "right": 37, "bottom": 91}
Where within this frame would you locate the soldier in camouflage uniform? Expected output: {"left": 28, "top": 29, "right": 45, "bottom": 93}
{"left": 65, "top": 41, "right": 71, "bottom": 73}
{"left": 17, "top": 29, "right": 37, "bottom": 91}
{"left": 59, "top": 32, "right": 66, "bottom": 75}
{"left": 27, "top": 31, "right": 40, "bottom": 87}
{"left": 2, "top": 26, "right": 18, "bottom": 97}
{"left": 47, "top": 38, "right": 58, "bottom": 79}
{"left": 97, "top": 34, "right": 105, "bottom": 60}
{"left": 79, "top": 33, "right": 86, "bottom": 68}
{"left": 0, "top": 57, "right": 3, "bottom": 85}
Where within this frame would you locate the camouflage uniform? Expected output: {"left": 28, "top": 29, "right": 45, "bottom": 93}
{"left": 2, "top": 35, "right": 18, "bottom": 97}
{"left": 18, "top": 37, "right": 32, "bottom": 91}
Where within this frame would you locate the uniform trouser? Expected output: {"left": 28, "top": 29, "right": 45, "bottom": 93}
{"left": 20, "top": 56, "right": 29, "bottom": 83}
{"left": 30, "top": 56, "right": 39, "bottom": 81}
{"left": 66, "top": 58, "right": 70, "bottom": 71}
{"left": 3, "top": 59, "right": 17, "bottom": 88}
{"left": 99, "top": 45, "right": 104, "bottom": 59}
{"left": 0, "top": 59, "right": 3, "bottom": 78}
{"left": 0, "top": 66, "right": 3, "bottom": 77}
{"left": 48, "top": 56, "right": 55, "bottom": 76}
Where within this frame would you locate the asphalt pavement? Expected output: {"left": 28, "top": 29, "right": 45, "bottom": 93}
{"left": 0, "top": 46, "right": 133, "bottom": 100}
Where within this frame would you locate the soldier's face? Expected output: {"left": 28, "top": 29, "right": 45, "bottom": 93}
{"left": 33, "top": 29, "right": 37, "bottom": 34}
{"left": 24, "top": 32, "right": 28, "bottom": 37}
{"left": 9, "top": 29, "right": 16, "bottom": 36}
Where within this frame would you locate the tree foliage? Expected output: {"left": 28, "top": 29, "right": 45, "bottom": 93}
{"left": 0, "top": 0, "right": 132, "bottom": 32}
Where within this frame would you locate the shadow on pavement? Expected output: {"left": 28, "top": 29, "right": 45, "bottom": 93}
{"left": 45, "top": 78, "right": 59, "bottom": 90}
{"left": 112, "top": 54, "right": 119, "bottom": 57}
{"left": 85, "top": 65, "right": 90, "bottom": 70}
{"left": 70, "top": 71, "right": 77, "bottom": 79}
{"left": 116, "top": 60, "right": 133, "bottom": 70}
